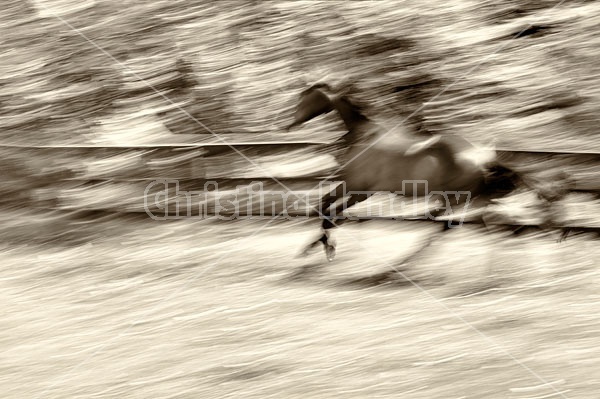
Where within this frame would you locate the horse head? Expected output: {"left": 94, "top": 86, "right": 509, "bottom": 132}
{"left": 287, "top": 83, "right": 335, "bottom": 131}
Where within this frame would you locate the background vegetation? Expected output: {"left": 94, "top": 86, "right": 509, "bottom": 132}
{"left": 1, "top": 0, "right": 598, "bottom": 147}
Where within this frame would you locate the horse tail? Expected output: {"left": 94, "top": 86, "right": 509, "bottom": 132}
{"left": 481, "top": 162, "right": 524, "bottom": 198}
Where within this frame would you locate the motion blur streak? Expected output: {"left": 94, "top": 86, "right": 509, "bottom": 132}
{"left": 1, "top": 0, "right": 599, "bottom": 398}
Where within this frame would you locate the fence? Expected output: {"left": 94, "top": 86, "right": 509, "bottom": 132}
{"left": 2, "top": 138, "right": 600, "bottom": 227}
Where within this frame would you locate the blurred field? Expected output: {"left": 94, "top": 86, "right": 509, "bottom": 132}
{"left": 1, "top": 214, "right": 599, "bottom": 398}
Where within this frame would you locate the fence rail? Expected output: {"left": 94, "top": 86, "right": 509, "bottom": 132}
{"left": 3, "top": 140, "right": 599, "bottom": 189}
{"left": 1, "top": 140, "right": 600, "bottom": 155}
{"left": 0, "top": 141, "right": 330, "bottom": 149}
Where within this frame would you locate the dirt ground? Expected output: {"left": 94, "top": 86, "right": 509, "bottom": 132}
{"left": 1, "top": 214, "right": 598, "bottom": 398}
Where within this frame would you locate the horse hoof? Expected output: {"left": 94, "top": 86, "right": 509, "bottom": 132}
{"left": 297, "top": 242, "right": 319, "bottom": 258}
{"left": 325, "top": 245, "right": 336, "bottom": 262}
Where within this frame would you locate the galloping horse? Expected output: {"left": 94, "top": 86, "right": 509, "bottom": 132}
{"left": 286, "top": 83, "right": 532, "bottom": 261}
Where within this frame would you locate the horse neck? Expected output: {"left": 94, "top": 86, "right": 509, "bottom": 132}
{"left": 330, "top": 96, "right": 374, "bottom": 145}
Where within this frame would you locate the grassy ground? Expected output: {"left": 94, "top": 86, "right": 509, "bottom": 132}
{"left": 1, "top": 215, "right": 598, "bottom": 398}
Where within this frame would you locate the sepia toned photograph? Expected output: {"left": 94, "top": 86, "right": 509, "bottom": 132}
{"left": 1, "top": 1, "right": 599, "bottom": 398}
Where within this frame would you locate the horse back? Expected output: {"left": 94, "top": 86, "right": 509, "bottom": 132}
{"left": 341, "top": 138, "right": 486, "bottom": 195}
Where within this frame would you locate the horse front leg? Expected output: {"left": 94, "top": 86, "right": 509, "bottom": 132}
{"left": 298, "top": 183, "right": 344, "bottom": 258}
{"left": 300, "top": 192, "right": 371, "bottom": 261}
{"left": 319, "top": 193, "right": 371, "bottom": 261}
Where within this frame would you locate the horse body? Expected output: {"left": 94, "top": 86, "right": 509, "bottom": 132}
{"left": 304, "top": 86, "right": 489, "bottom": 196}
{"left": 341, "top": 135, "right": 487, "bottom": 195}
{"left": 287, "top": 83, "right": 531, "bottom": 261}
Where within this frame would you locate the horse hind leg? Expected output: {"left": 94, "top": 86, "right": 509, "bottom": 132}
{"left": 391, "top": 195, "right": 461, "bottom": 267}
